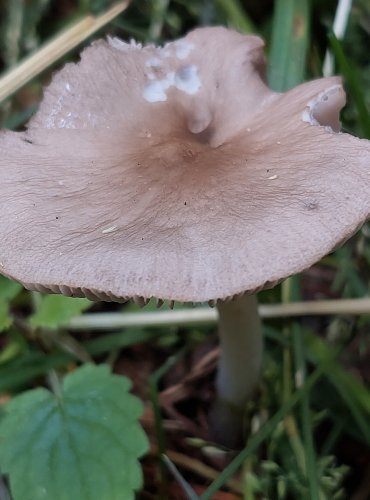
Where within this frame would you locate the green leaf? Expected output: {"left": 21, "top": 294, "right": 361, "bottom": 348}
{"left": 0, "top": 332, "right": 26, "bottom": 365}
{"left": 0, "top": 276, "right": 22, "bottom": 332}
{"left": 0, "top": 301, "right": 11, "bottom": 332}
{"left": 0, "top": 276, "right": 22, "bottom": 302}
{"left": 30, "top": 295, "right": 92, "bottom": 329}
{"left": 0, "top": 364, "right": 148, "bottom": 500}
{"left": 0, "top": 329, "right": 160, "bottom": 392}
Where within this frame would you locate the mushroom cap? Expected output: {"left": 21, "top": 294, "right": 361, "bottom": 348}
{"left": 0, "top": 27, "right": 370, "bottom": 303}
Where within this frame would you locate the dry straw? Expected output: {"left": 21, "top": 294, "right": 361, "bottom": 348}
{"left": 67, "top": 298, "right": 370, "bottom": 331}
{"left": 0, "top": 1, "right": 130, "bottom": 103}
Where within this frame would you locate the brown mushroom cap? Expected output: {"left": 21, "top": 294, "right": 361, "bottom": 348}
{"left": 1, "top": 27, "right": 370, "bottom": 303}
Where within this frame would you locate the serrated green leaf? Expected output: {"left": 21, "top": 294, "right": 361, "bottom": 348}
{"left": 30, "top": 295, "right": 92, "bottom": 329}
{"left": 0, "top": 364, "right": 148, "bottom": 500}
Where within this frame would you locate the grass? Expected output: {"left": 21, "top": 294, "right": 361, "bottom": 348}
{"left": 0, "top": 0, "right": 370, "bottom": 499}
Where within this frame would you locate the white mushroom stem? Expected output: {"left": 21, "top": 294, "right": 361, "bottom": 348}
{"left": 209, "top": 294, "right": 262, "bottom": 447}
{"left": 216, "top": 294, "right": 263, "bottom": 407}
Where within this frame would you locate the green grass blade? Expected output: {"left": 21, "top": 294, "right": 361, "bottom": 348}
{"left": 292, "top": 325, "right": 321, "bottom": 500}
{"left": 148, "top": 0, "right": 170, "bottom": 42}
{"left": 149, "top": 349, "right": 188, "bottom": 498}
{"left": 200, "top": 368, "right": 323, "bottom": 500}
{"left": 268, "top": 0, "right": 310, "bottom": 90}
{"left": 214, "top": 0, "right": 255, "bottom": 33}
{"left": 162, "top": 454, "right": 200, "bottom": 500}
{"left": 0, "top": 329, "right": 160, "bottom": 391}
{"left": 268, "top": 3, "right": 316, "bottom": 497}
{"left": 329, "top": 33, "right": 370, "bottom": 138}
{"left": 305, "top": 333, "right": 370, "bottom": 445}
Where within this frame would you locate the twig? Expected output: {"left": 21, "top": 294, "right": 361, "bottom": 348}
{"left": 67, "top": 298, "right": 370, "bottom": 331}
{"left": 0, "top": 1, "right": 130, "bottom": 103}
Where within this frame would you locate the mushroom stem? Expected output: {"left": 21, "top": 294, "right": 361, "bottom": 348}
{"left": 209, "top": 294, "right": 263, "bottom": 447}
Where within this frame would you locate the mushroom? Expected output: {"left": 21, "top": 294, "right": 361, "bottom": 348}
{"left": 0, "top": 27, "right": 370, "bottom": 447}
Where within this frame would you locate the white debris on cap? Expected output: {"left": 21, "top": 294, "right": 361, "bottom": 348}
{"left": 302, "top": 85, "right": 343, "bottom": 130}
{"left": 174, "top": 65, "right": 201, "bottom": 95}
{"left": 143, "top": 72, "right": 175, "bottom": 103}
{"left": 145, "top": 57, "right": 162, "bottom": 68}
{"left": 143, "top": 65, "right": 201, "bottom": 102}
{"left": 102, "top": 225, "right": 118, "bottom": 234}
{"left": 108, "top": 36, "right": 142, "bottom": 50}
{"left": 174, "top": 40, "right": 194, "bottom": 59}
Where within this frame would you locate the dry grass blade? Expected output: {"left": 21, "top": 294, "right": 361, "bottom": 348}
{"left": 0, "top": 1, "right": 130, "bottom": 104}
{"left": 67, "top": 297, "right": 370, "bottom": 331}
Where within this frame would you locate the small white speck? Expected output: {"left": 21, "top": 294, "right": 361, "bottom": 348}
{"left": 108, "top": 36, "right": 142, "bottom": 50}
{"left": 160, "top": 49, "right": 171, "bottom": 58}
{"left": 65, "top": 83, "right": 71, "bottom": 92}
{"left": 174, "top": 40, "right": 194, "bottom": 60}
{"left": 251, "top": 415, "right": 261, "bottom": 434}
{"left": 174, "top": 65, "right": 201, "bottom": 95}
{"left": 108, "top": 36, "right": 129, "bottom": 50}
{"left": 102, "top": 225, "right": 118, "bottom": 234}
{"left": 268, "top": 175, "right": 278, "bottom": 180}
{"left": 295, "top": 370, "right": 304, "bottom": 388}
{"left": 324, "top": 125, "right": 335, "bottom": 134}
{"left": 129, "top": 38, "right": 142, "bottom": 49}
{"left": 277, "top": 141, "right": 281, "bottom": 144}
{"left": 142, "top": 73, "right": 175, "bottom": 102}
{"left": 143, "top": 80, "right": 168, "bottom": 102}
{"left": 139, "top": 128, "right": 152, "bottom": 138}
{"left": 0, "top": 262, "right": 3, "bottom": 267}
{"left": 163, "top": 72, "right": 175, "bottom": 89}
{"left": 143, "top": 66, "right": 201, "bottom": 102}
{"left": 145, "top": 57, "right": 161, "bottom": 68}
{"left": 58, "top": 180, "right": 64, "bottom": 186}
{"left": 246, "top": 128, "right": 251, "bottom": 132}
